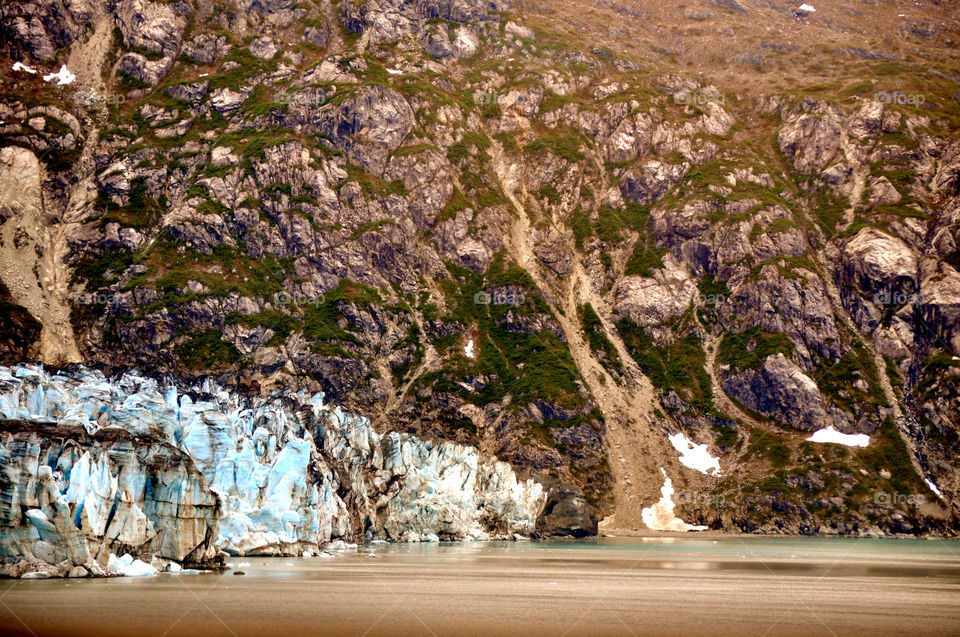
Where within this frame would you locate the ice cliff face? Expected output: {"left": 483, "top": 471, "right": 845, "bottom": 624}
{"left": 0, "top": 365, "right": 545, "bottom": 577}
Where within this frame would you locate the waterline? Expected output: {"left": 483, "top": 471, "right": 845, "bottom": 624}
{"left": 1, "top": 537, "right": 959, "bottom": 637}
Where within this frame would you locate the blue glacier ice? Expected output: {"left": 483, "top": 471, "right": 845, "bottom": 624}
{"left": 0, "top": 365, "right": 546, "bottom": 577}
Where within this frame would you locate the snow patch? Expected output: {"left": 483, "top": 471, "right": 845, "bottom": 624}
{"left": 925, "top": 478, "right": 943, "bottom": 499}
{"left": 386, "top": 68, "right": 402, "bottom": 75}
{"left": 641, "top": 468, "right": 707, "bottom": 532}
{"left": 12, "top": 62, "right": 37, "bottom": 74}
{"left": 43, "top": 65, "right": 76, "bottom": 86}
{"left": 464, "top": 339, "right": 475, "bottom": 359}
{"left": 797, "top": 3, "right": 815, "bottom": 12}
{"left": 668, "top": 433, "right": 721, "bottom": 476}
{"left": 805, "top": 426, "right": 870, "bottom": 448}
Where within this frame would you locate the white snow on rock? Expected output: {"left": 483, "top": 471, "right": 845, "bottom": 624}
{"left": 12, "top": 62, "right": 37, "bottom": 74}
{"left": 43, "top": 65, "right": 76, "bottom": 85}
{"left": 641, "top": 469, "right": 707, "bottom": 532}
{"left": 805, "top": 426, "right": 870, "bottom": 447}
{"left": 464, "top": 339, "right": 475, "bottom": 359}
{"left": 797, "top": 3, "right": 815, "bottom": 13}
{"left": 386, "top": 68, "right": 402, "bottom": 75}
{"left": 668, "top": 433, "right": 721, "bottom": 476}
{"left": 925, "top": 479, "right": 943, "bottom": 498}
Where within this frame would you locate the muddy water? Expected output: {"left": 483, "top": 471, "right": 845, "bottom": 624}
{"left": 2, "top": 537, "right": 959, "bottom": 637}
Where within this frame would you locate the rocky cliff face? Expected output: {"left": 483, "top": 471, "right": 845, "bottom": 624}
{"left": 0, "top": 0, "right": 958, "bottom": 541}
{"left": 0, "top": 364, "right": 545, "bottom": 577}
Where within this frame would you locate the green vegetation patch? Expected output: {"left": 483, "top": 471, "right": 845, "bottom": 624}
{"left": 523, "top": 127, "right": 586, "bottom": 162}
{"left": 717, "top": 328, "right": 794, "bottom": 371}
{"left": 174, "top": 330, "right": 241, "bottom": 371}
{"left": 745, "top": 428, "right": 791, "bottom": 468}
{"left": 617, "top": 318, "right": 714, "bottom": 412}
{"left": 857, "top": 417, "right": 928, "bottom": 496}
{"left": 97, "top": 177, "right": 166, "bottom": 229}
{"left": 430, "top": 254, "right": 585, "bottom": 409}
{"left": 226, "top": 310, "right": 297, "bottom": 347}
{"left": 812, "top": 335, "right": 889, "bottom": 414}
{"left": 579, "top": 304, "right": 623, "bottom": 376}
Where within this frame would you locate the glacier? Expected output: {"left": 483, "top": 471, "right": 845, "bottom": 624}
{"left": 0, "top": 365, "right": 546, "bottom": 578}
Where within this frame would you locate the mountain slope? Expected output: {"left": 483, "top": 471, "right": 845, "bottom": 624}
{"left": 1, "top": 0, "right": 958, "bottom": 537}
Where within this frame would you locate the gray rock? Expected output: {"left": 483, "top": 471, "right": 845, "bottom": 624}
{"left": 119, "top": 53, "right": 174, "bottom": 87}
{"left": 722, "top": 353, "right": 831, "bottom": 431}
{"left": 614, "top": 256, "right": 697, "bottom": 326}
{"left": 421, "top": 25, "right": 454, "bottom": 59}
{"left": 843, "top": 227, "right": 918, "bottom": 295}
{"left": 867, "top": 176, "right": 902, "bottom": 206}
{"left": 304, "top": 26, "right": 329, "bottom": 48}
{"left": 342, "top": 0, "right": 504, "bottom": 44}
{"left": 620, "top": 160, "right": 690, "bottom": 205}
{"left": 165, "top": 81, "right": 209, "bottom": 104}
{"left": 250, "top": 36, "right": 281, "bottom": 60}
{"left": 210, "top": 88, "right": 250, "bottom": 113}
{"left": 315, "top": 86, "right": 415, "bottom": 176}
{"left": 182, "top": 34, "right": 231, "bottom": 63}
{"left": 504, "top": 21, "right": 534, "bottom": 39}
{"left": 117, "top": 0, "right": 186, "bottom": 57}
{"left": 536, "top": 489, "right": 596, "bottom": 537}
{"left": 0, "top": 0, "right": 95, "bottom": 61}
{"left": 452, "top": 27, "right": 479, "bottom": 58}
{"left": 777, "top": 103, "right": 844, "bottom": 174}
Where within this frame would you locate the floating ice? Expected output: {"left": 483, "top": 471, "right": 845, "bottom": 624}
{"left": 12, "top": 62, "right": 37, "bottom": 74}
{"left": 641, "top": 469, "right": 706, "bottom": 532}
{"left": 668, "top": 433, "right": 721, "bottom": 476}
{"left": 464, "top": 339, "right": 475, "bottom": 359}
{"left": 806, "top": 426, "right": 870, "bottom": 448}
{"left": 110, "top": 554, "right": 158, "bottom": 577}
{"left": 43, "top": 65, "right": 76, "bottom": 85}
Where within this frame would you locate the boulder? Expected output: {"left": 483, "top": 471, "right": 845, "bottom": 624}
{"left": 421, "top": 24, "right": 454, "bottom": 59}
{"left": 250, "top": 36, "right": 280, "bottom": 60}
{"left": 304, "top": 26, "right": 328, "bottom": 47}
{"left": 722, "top": 354, "right": 832, "bottom": 431}
{"left": 119, "top": 53, "right": 174, "bottom": 87}
{"left": 614, "top": 256, "right": 698, "bottom": 326}
{"left": 536, "top": 489, "right": 596, "bottom": 537}
{"left": 165, "top": 81, "right": 209, "bottom": 104}
{"left": 315, "top": 86, "right": 415, "bottom": 176}
{"left": 117, "top": 0, "right": 187, "bottom": 57}
{"left": 843, "top": 227, "right": 918, "bottom": 295}
{"left": 210, "top": 88, "right": 250, "bottom": 113}
{"left": 620, "top": 160, "right": 690, "bottom": 205}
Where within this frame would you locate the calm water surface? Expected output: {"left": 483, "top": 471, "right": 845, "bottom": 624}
{"left": 2, "top": 537, "right": 959, "bottom": 637}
